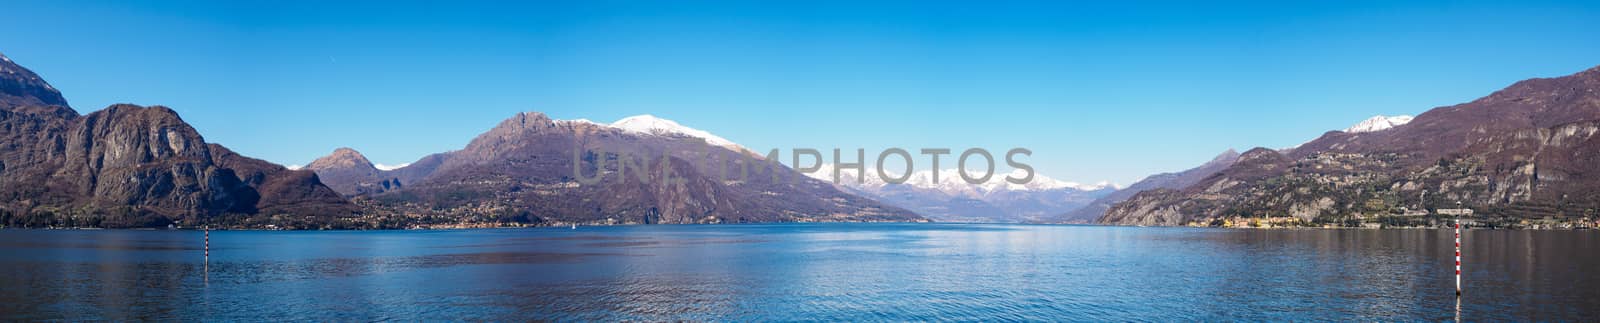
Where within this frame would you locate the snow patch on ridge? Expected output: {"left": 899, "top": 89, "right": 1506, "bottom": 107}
{"left": 610, "top": 114, "right": 743, "bottom": 151}
{"left": 559, "top": 118, "right": 598, "bottom": 126}
{"left": 1343, "top": 115, "right": 1414, "bottom": 133}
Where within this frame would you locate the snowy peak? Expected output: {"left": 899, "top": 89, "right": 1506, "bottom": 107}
{"left": 497, "top": 112, "right": 743, "bottom": 151}
{"left": 980, "top": 169, "right": 1118, "bottom": 192}
{"left": 1343, "top": 115, "right": 1414, "bottom": 133}
{"left": 610, "top": 114, "right": 743, "bottom": 150}
{"left": 967, "top": 169, "right": 1114, "bottom": 192}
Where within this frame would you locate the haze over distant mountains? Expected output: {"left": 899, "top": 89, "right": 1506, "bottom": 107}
{"left": 805, "top": 164, "right": 1116, "bottom": 223}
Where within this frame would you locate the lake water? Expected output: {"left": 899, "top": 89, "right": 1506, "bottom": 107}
{"left": 1, "top": 224, "right": 1595, "bottom": 321}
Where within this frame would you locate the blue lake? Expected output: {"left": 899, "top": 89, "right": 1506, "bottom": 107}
{"left": 1, "top": 224, "right": 1595, "bottom": 321}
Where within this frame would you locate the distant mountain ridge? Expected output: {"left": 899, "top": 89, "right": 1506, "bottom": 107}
{"left": 806, "top": 165, "right": 1117, "bottom": 223}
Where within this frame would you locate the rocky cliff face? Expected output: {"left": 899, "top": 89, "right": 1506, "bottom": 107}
{"left": 0, "top": 52, "right": 357, "bottom": 228}
{"left": 1101, "top": 65, "right": 1600, "bottom": 226}
{"left": 315, "top": 112, "right": 924, "bottom": 224}
{"left": 56, "top": 105, "right": 259, "bottom": 216}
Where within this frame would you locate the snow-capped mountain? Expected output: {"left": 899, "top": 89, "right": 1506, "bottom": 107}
{"left": 1343, "top": 115, "right": 1414, "bottom": 133}
{"left": 306, "top": 111, "right": 921, "bottom": 223}
{"left": 807, "top": 164, "right": 1118, "bottom": 222}
{"left": 610, "top": 114, "right": 744, "bottom": 151}
{"left": 977, "top": 169, "right": 1116, "bottom": 192}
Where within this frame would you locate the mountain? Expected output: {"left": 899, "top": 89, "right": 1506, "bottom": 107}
{"left": 1054, "top": 149, "right": 1240, "bottom": 223}
{"left": 1343, "top": 115, "right": 1414, "bottom": 133}
{"left": 1101, "top": 65, "right": 1600, "bottom": 227}
{"left": 313, "top": 113, "right": 923, "bottom": 225}
{"left": 305, "top": 147, "right": 404, "bottom": 196}
{"left": 0, "top": 52, "right": 357, "bottom": 228}
{"left": 807, "top": 165, "right": 1116, "bottom": 222}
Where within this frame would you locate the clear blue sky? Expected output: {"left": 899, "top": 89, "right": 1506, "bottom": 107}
{"left": 3, "top": 0, "right": 1598, "bottom": 185}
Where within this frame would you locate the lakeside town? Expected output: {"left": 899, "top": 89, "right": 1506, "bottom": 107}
{"left": 1187, "top": 208, "right": 1600, "bottom": 229}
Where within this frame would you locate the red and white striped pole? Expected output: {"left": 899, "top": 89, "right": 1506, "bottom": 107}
{"left": 1454, "top": 215, "right": 1461, "bottom": 296}
{"left": 204, "top": 226, "right": 210, "bottom": 260}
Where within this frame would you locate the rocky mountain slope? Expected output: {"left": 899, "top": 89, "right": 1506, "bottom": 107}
{"left": 312, "top": 113, "right": 923, "bottom": 225}
{"left": 1101, "top": 65, "right": 1600, "bottom": 227}
{"left": 0, "top": 52, "right": 357, "bottom": 228}
{"left": 1054, "top": 149, "right": 1240, "bottom": 223}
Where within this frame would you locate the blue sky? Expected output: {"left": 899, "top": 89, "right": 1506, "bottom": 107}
{"left": 3, "top": 0, "right": 1599, "bottom": 185}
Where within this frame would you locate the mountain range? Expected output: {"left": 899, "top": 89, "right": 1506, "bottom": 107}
{"left": 306, "top": 113, "right": 922, "bottom": 225}
{"left": 6, "top": 48, "right": 1599, "bottom": 229}
{"left": 1101, "top": 65, "right": 1600, "bottom": 227}
{"left": 0, "top": 51, "right": 920, "bottom": 228}
{"left": 1057, "top": 114, "right": 1427, "bottom": 224}
{"left": 1058, "top": 115, "right": 1413, "bottom": 224}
